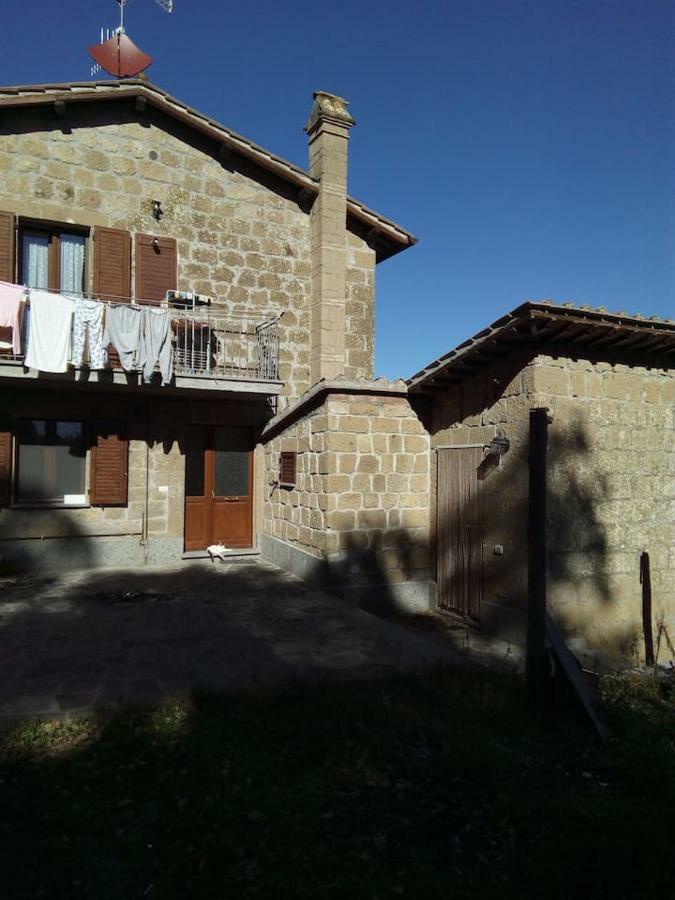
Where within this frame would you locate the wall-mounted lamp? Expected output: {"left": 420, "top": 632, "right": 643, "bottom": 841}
{"left": 484, "top": 435, "right": 510, "bottom": 460}
{"left": 151, "top": 199, "right": 163, "bottom": 221}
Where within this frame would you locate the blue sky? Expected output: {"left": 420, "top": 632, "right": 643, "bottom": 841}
{"left": 1, "top": 0, "right": 673, "bottom": 378}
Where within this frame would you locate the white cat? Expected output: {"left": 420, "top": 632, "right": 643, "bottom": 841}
{"left": 206, "top": 543, "right": 228, "bottom": 562}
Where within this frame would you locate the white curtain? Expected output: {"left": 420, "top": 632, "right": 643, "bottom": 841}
{"left": 60, "top": 234, "right": 85, "bottom": 296}
{"left": 22, "top": 234, "right": 49, "bottom": 289}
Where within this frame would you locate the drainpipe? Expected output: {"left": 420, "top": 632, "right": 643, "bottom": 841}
{"left": 140, "top": 410, "right": 150, "bottom": 563}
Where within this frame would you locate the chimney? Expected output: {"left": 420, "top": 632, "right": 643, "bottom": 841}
{"left": 304, "top": 91, "right": 355, "bottom": 384}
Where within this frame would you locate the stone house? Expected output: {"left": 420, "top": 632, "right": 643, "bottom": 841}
{"left": 0, "top": 77, "right": 421, "bottom": 572}
{"left": 407, "top": 302, "right": 674, "bottom": 663}
{"left": 0, "top": 77, "right": 672, "bottom": 664}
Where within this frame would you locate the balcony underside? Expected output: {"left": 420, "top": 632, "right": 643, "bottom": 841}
{"left": 0, "top": 360, "right": 284, "bottom": 395}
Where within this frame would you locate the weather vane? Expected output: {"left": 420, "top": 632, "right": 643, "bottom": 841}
{"left": 88, "top": 0, "right": 174, "bottom": 79}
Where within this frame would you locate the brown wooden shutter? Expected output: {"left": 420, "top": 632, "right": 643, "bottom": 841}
{"left": 0, "top": 431, "right": 12, "bottom": 507}
{"left": 0, "top": 211, "right": 16, "bottom": 284}
{"left": 135, "top": 234, "right": 177, "bottom": 304}
{"left": 94, "top": 227, "right": 131, "bottom": 368}
{"left": 93, "top": 227, "right": 131, "bottom": 302}
{"left": 90, "top": 422, "right": 129, "bottom": 506}
{"left": 280, "top": 451, "right": 297, "bottom": 486}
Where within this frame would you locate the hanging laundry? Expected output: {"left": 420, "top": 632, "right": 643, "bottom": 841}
{"left": 21, "top": 302, "right": 31, "bottom": 357}
{"left": 139, "top": 307, "right": 173, "bottom": 385}
{"left": 0, "top": 281, "right": 25, "bottom": 355}
{"left": 71, "top": 298, "right": 106, "bottom": 369}
{"left": 103, "top": 304, "right": 143, "bottom": 371}
{"left": 24, "top": 290, "right": 74, "bottom": 373}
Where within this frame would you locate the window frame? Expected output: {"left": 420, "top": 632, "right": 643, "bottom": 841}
{"left": 12, "top": 418, "right": 90, "bottom": 509}
{"left": 18, "top": 219, "right": 89, "bottom": 294}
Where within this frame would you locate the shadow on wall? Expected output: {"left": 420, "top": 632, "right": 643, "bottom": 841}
{"left": 483, "top": 420, "right": 611, "bottom": 609}
{"left": 0, "top": 388, "right": 273, "bottom": 572}
{"left": 0, "top": 404, "right": 138, "bottom": 572}
{"left": 546, "top": 425, "right": 610, "bottom": 596}
{"left": 315, "top": 528, "right": 425, "bottom": 619}
{"left": 303, "top": 416, "right": 629, "bottom": 660}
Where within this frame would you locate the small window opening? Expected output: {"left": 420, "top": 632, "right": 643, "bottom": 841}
{"left": 279, "top": 451, "right": 296, "bottom": 487}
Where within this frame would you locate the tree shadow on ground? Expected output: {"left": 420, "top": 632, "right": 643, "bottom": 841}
{"left": 1, "top": 669, "right": 675, "bottom": 900}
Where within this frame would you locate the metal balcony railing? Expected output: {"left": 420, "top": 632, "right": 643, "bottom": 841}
{"left": 0, "top": 297, "right": 281, "bottom": 384}
{"left": 172, "top": 310, "right": 280, "bottom": 382}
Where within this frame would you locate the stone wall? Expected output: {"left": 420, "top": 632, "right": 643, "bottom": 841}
{"left": 425, "top": 350, "right": 675, "bottom": 663}
{"left": 263, "top": 389, "right": 432, "bottom": 610}
{"left": 0, "top": 103, "right": 376, "bottom": 401}
{"left": 532, "top": 355, "right": 674, "bottom": 660}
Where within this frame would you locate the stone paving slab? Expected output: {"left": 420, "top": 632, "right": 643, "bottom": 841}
{"left": 0, "top": 560, "right": 464, "bottom": 725}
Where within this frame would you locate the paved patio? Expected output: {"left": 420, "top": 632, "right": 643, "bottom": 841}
{"left": 0, "top": 560, "right": 465, "bottom": 724}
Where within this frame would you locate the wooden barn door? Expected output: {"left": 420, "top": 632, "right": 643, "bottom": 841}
{"left": 437, "top": 447, "right": 484, "bottom": 618}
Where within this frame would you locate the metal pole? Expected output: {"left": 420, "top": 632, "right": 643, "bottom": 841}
{"left": 641, "top": 551, "right": 654, "bottom": 666}
{"left": 527, "top": 407, "right": 551, "bottom": 703}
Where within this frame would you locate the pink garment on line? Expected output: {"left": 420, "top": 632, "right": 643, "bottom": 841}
{"left": 0, "top": 281, "right": 24, "bottom": 354}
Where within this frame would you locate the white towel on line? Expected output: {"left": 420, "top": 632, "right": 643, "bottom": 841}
{"left": 24, "top": 290, "right": 74, "bottom": 373}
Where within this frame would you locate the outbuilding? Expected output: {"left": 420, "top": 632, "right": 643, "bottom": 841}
{"left": 408, "top": 300, "right": 674, "bottom": 664}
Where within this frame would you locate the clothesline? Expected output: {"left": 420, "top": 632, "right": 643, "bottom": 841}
{"left": 19, "top": 287, "right": 175, "bottom": 384}
{"left": 1, "top": 280, "right": 152, "bottom": 310}
{"left": 1, "top": 281, "right": 283, "bottom": 322}
{"left": 22, "top": 285, "right": 176, "bottom": 311}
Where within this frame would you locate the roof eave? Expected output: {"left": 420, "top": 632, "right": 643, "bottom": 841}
{"left": 407, "top": 301, "right": 675, "bottom": 392}
{"left": 0, "top": 79, "right": 417, "bottom": 262}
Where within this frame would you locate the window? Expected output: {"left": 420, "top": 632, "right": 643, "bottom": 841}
{"left": 14, "top": 420, "right": 87, "bottom": 506}
{"left": 20, "top": 224, "right": 87, "bottom": 295}
{"left": 279, "top": 451, "right": 297, "bottom": 487}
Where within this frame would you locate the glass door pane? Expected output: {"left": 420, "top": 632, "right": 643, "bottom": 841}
{"left": 213, "top": 427, "right": 249, "bottom": 497}
{"left": 185, "top": 426, "right": 206, "bottom": 497}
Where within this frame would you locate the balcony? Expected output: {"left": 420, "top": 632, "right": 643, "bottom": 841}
{"left": 0, "top": 301, "right": 283, "bottom": 395}
{"left": 171, "top": 308, "right": 281, "bottom": 389}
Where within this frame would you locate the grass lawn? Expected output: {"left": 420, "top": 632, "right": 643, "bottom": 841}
{"left": 1, "top": 669, "right": 674, "bottom": 899}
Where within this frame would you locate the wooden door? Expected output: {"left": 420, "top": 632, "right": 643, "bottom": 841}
{"left": 211, "top": 427, "right": 253, "bottom": 548}
{"left": 437, "top": 447, "right": 484, "bottom": 618}
{"left": 184, "top": 425, "right": 253, "bottom": 551}
{"left": 184, "top": 426, "right": 211, "bottom": 551}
